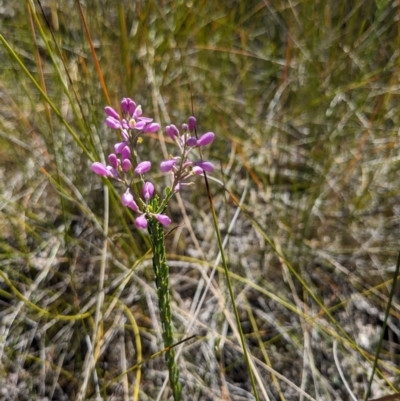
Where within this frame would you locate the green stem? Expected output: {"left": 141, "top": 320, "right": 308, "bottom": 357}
{"left": 147, "top": 216, "right": 182, "bottom": 401}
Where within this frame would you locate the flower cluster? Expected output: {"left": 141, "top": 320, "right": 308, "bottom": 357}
{"left": 91, "top": 97, "right": 214, "bottom": 230}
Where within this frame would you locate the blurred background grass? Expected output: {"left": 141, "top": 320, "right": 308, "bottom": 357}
{"left": 1, "top": 0, "right": 400, "bottom": 400}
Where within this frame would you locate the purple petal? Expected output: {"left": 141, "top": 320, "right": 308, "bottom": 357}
{"left": 107, "top": 166, "right": 119, "bottom": 178}
{"left": 188, "top": 116, "right": 196, "bottom": 131}
{"left": 128, "top": 99, "right": 136, "bottom": 116}
{"left": 121, "top": 98, "right": 129, "bottom": 113}
{"left": 195, "top": 161, "right": 214, "bottom": 172}
{"left": 134, "top": 120, "right": 146, "bottom": 130}
{"left": 135, "top": 161, "right": 151, "bottom": 174}
{"left": 133, "top": 105, "right": 142, "bottom": 118}
{"left": 166, "top": 124, "right": 179, "bottom": 139}
{"left": 121, "top": 190, "right": 139, "bottom": 212}
{"left": 142, "top": 181, "right": 155, "bottom": 201}
{"left": 106, "top": 116, "right": 122, "bottom": 130}
{"left": 108, "top": 153, "right": 118, "bottom": 168}
{"left": 144, "top": 123, "right": 160, "bottom": 133}
{"left": 105, "top": 106, "right": 120, "bottom": 120}
{"left": 186, "top": 137, "right": 197, "bottom": 146}
{"left": 91, "top": 162, "right": 111, "bottom": 177}
{"left": 192, "top": 166, "right": 203, "bottom": 175}
{"left": 121, "top": 146, "right": 131, "bottom": 160}
{"left": 197, "top": 132, "right": 215, "bottom": 147}
{"left": 135, "top": 214, "right": 148, "bottom": 229}
{"left": 114, "top": 142, "right": 127, "bottom": 153}
{"left": 160, "top": 159, "right": 176, "bottom": 173}
{"left": 122, "top": 159, "right": 131, "bottom": 172}
{"left": 138, "top": 116, "right": 153, "bottom": 123}
{"left": 156, "top": 214, "right": 171, "bottom": 226}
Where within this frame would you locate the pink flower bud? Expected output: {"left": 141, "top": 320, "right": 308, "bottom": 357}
{"left": 186, "top": 137, "right": 197, "bottom": 146}
{"left": 197, "top": 132, "right": 214, "bottom": 147}
{"left": 128, "top": 99, "right": 136, "bottom": 116}
{"left": 188, "top": 116, "right": 196, "bottom": 131}
{"left": 121, "top": 190, "right": 139, "bottom": 211}
{"left": 160, "top": 159, "right": 176, "bottom": 173}
{"left": 108, "top": 153, "right": 118, "bottom": 168}
{"left": 156, "top": 214, "right": 171, "bottom": 226}
{"left": 166, "top": 124, "right": 179, "bottom": 139}
{"left": 195, "top": 161, "right": 214, "bottom": 172}
{"left": 144, "top": 123, "right": 160, "bottom": 133}
{"left": 181, "top": 123, "right": 188, "bottom": 131}
{"left": 121, "top": 146, "right": 131, "bottom": 160}
{"left": 114, "top": 142, "right": 127, "bottom": 153}
{"left": 134, "top": 161, "right": 151, "bottom": 174}
{"left": 143, "top": 181, "right": 155, "bottom": 200}
{"left": 135, "top": 214, "right": 148, "bottom": 229}
{"left": 174, "top": 182, "right": 181, "bottom": 192}
{"left": 106, "top": 116, "right": 122, "bottom": 130}
{"left": 104, "top": 106, "right": 120, "bottom": 120}
{"left": 122, "top": 159, "right": 132, "bottom": 172}
{"left": 91, "top": 162, "right": 111, "bottom": 177}
{"left": 121, "top": 98, "right": 129, "bottom": 113}
{"left": 192, "top": 166, "right": 203, "bottom": 175}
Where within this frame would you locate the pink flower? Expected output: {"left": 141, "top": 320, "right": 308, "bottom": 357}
{"left": 135, "top": 214, "right": 148, "bottom": 229}
{"left": 135, "top": 161, "right": 151, "bottom": 174}
{"left": 121, "top": 190, "right": 139, "bottom": 212}
{"left": 194, "top": 161, "right": 214, "bottom": 172}
{"left": 91, "top": 162, "right": 111, "bottom": 177}
{"left": 166, "top": 124, "right": 179, "bottom": 140}
{"left": 188, "top": 116, "right": 196, "bottom": 131}
{"left": 143, "top": 181, "right": 155, "bottom": 201}
{"left": 104, "top": 106, "right": 120, "bottom": 120}
{"left": 160, "top": 159, "right": 176, "bottom": 173}
{"left": 156, "top": 214, "right": 171, "bottom": 226}
{"left": 144, "top": 123, "right": 160, "bottom": 133}
{"left": 197, "top": 132, "right": 214, "bottom": 147}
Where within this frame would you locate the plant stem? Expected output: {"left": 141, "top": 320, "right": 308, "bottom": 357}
{"left": 147, "top": 216, "right": 182, "bottom": 401}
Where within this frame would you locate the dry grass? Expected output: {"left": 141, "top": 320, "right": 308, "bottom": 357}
{"left": 0, "top": 1, "right": 400, "bottom": 400}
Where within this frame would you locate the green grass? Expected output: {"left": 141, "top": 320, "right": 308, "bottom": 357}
{"left": 0, "top": 1, "right": 400, "bottom": 400}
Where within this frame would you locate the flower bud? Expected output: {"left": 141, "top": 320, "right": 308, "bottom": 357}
{"left": 166, "top": 124, "right": 179, "bottom": 139}
{"left": 114, "top": 142, "right": 127, "bottom": 153}
{"left": 192, "top": 166, "right": 203, "bottom": 175}
{"left": 128, "top": 99, "right": 136, "bottom": 116}
{"left": 106, "top": 116, "right": 122, "bottom": 130}
{"left": 188, "top": 116, "right": 196, "bottom": 131}
{"left": 181, "top": 123, "right": 188, "bottom": 132}
{"left": 160, "top": 159, "right": 176, "bottom": 173}
{"left": 121, "top": 98, "right": 129, "bottom": 113}
{"left": 197, "top": 132, "right": 214, "bottom": 147}
{"left": 91, "top": 162, "right": 111, "bottom": 177}
{"left": 143, "top": 181, "right": 155, "bottom": 201}
{"left": 108, "top": 153, "right": 118, "bottom": 168}
{"left": 134, "top": 161, "right": 151, "bottom": 174}
{"left": 122, "top": 159, "right": 132, "bottom": 172}
{"left": 186, "top": 137, "right": 197, "bottom": 146}
{"left": 104, "top": 106, "right": 120, "bottom": 120}
{"left": 156, "top": 214, "right": 171, "bottom": 226}
{"left": 121, "top": 190, "right": 139, "bottom": 211}
{"left": 121, "top": 146, "right": 131, "bottom": 160}
{"left": 144, "top": 123, "right": 160, "bottom": 133}
{"left": 195, "top": 161, "right": 214, "bottom": 172}
{"left": 135, "top": 214, "right": 148, "bottom": 229}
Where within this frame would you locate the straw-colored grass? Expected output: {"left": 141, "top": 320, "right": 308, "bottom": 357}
{"left": 0, "top": 1, "right": 399, "bottom": 400}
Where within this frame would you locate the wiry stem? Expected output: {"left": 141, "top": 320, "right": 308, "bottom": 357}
{"left": 147, "top": 211, "right": 182, "bottom": 401}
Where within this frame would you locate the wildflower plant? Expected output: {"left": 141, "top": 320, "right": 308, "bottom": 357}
{"left": 91, "top": 98, "right": 214, "bottom": 400}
